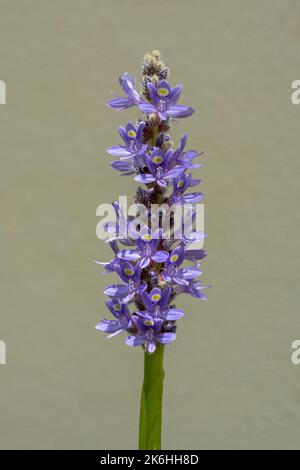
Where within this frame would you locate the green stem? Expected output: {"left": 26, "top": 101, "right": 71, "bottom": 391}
{"left": 139, "top": 344, "right": 165, "bottom": 450}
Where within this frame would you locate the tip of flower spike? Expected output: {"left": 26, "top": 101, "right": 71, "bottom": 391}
{"left": 141, "top": 50, "right": 169, "bottom": 100}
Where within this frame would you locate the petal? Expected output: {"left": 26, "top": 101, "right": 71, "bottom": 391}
{"left": 167, "top": 105, "right": 195, "bottom": 118}
{"left": 164, "top": 166, "right": 185, "bottom": 179}
{"left": 182, "top": 192, "right": 204, "bottom": 203}
{"left": 173, "top": 276, "right": 189, "bottom": 286}
{"left": 118, "top": 125, "right": 128, "bottom": 144}
{"left": 151, "top": 251, "right": 169, "bottom": 263}
{"left": 147, "top": 340, "right": 156, "bottom": 353}
{"left": 155, "top": 333, "right": 176, "bottom": 345}
{"left": 138, "top": 102, "right": 157, "bottom": 115}
{"left": 163, "top": 308, "right": 184, "bottom": 320}
{"left": 134, "top": 173, "right": 156, "bottom": 184}
{"left": 125, "top": 335, "right": 146, "bottom": 347}
{"left": 95, "top": 319, "right": 122, "bottom": 333}
{"left": 111, "top": 161, "right": 133, "bottom": 172}
{"left": 136, "top": 121, "right": 145, "bottom": 141}
{"left": 157, "top": 111, "right": 167, "bottom": 121}
{"left": 181, "top": 267, "right": 202, "bottom": 279}
{"left": 119, "top": 73, "right": 140, "bottom": 102}
{"left": 106, "top": 146, "right": 132, "bottom": 157}
{"left": 168, "top": 84, "right": 182, "bottom": 106}
{"left": 149, "top": 287, "right": 162, "bottom": 303}
{"left": 106, "top": 97, "right": 131, "bottom": 110}
{"left": 168, "top": 245, "right": 185, "bottom": 267}
{"left": 189, "top": 178, "right": 201, "bottom": 187}
{"left": 147, "top": 82, "right": 159, "bottom": 105}
{"left": 184, "top": 249, "right": 207, "bottom": 261}
{"left": 136, "top": 283, "right": 148, "bottom": 296}
{"left": 157, "top": 79, "right": 171, "bottom": 93}
{"left": 104, "top": 284, "right": 129, "bottom": 298}
{"left": 159, "top": 286, "right": 172, "bottom": 309}
{"left": 140, "top": 257, "right": 150, "bottom": 269}
{"left": 117, "top": 250, "right": 140, "bottom": 261}
{"left": 141, "top": 291, "right": 155, "bottom": 311}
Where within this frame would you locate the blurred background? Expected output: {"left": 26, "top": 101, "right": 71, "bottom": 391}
{"left": 1, "top": 0, "right": 300, "bottom": 449}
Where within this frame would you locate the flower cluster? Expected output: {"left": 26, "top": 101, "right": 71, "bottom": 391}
{"left": 96, "top": 51, "right": 209, "bottom": 353}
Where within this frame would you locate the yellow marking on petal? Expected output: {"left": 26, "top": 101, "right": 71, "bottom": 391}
{"left": 142, "top": 233, "right": 152, "bottom": 241}
{"left": 144, "top": 319, "right": 154, "bottom": 326}
{"left": 170, "top": 254, "right": 179, "bottom": 263}
{"left": 152, "top": 155, "right": 163, "bottom": 164}
{"left": 127, "top": 129, "right": 136, "bottom": 138}
{"left": 157, "top": 87, "right": 169, "bottom": 97}
{"left": 177, "top": 179, "right": 184, "bottom": 188}
{"left": 124, "top": 268, "right": 134, "bottom": 276}
{"left": 113, "top": 304, "right": 121, "bottom": 311}
{"left": 151, "top": 293, "right": 161, "bottom": 302}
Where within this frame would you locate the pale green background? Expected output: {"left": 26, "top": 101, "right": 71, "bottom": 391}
{"left": 0, "top": 0, "right": 300, "bottom": 450}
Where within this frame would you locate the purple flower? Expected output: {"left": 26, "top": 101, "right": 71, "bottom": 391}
{"left": 174, "top": 280, "right": 209, "bottom": 300}
{"left": 117, "top": 228, "right": 169, "bottom": 268}
{"left": 104, "top": 261, "right": 147, "bottom": 303}
{"left": 162, "top": 245, "right": 202, "bottom": 286}
{"left": 95, "top": 299, "right": 132, "bottom": 336}
{"left": 138, "top": 80, "right": 194, "bottom": 120}
{"left": 171, "top": 173, "right": 203, "bottom": 205}
{"left": 139, "top": 287, "right": 184, "bottom": 321}
{"left": 125, "top": 316, "right": 176, "bottom": 353}
{"left": 102, "top": 202, "right": 136, "bottom": 244}
{"left": 135, "top": 148, "right": 184, "bottom": 187}
{"left": 107, "top": 73, "right": 141, "bottom": 110}
{"left": 173, "top": 134, "right": 204, "bottom": 170}
{"left": 106, "top": 121, "right": 148, "bottom": 162}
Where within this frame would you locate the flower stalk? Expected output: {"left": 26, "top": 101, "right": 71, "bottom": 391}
{"left": 139, "top": 345, "right": 164, "bottom": 450}
{"left": 95, "top": 50, "right": 210, "bottom": 449}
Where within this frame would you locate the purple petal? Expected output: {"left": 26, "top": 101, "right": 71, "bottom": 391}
{"left": 119, "top": 73, "right": 140, "bottom": 103}
{"left": 173, "top": 276, "right": 189, "bottom": 286}
{"left": 164, "top": 166, "right": 185, "bottom": 179}
{"left": 117, "top": 250, "right": 140, "bottom": 261}
{"left": 95, "top": 319, "right": 122, "bottom": 334}
{"left": 168, "top": 245, "right": 185, "bottom": 267}
{"left": 138, "top": 102, "right": 157, "bottom": 115}
{"left": 151, "top": 251, "right": 169, "bottom": 263}
{"left": 125, "top": 335, "right": 146, "bottom": 347}
{"left": 182, "top": 192, "right": 204, "bottom": 203}
{"left": 147, "top": 82, "right": 159, "bottom": 105}
{"left": 118, "top": 125, "right": 128, "bottom": 143}
{"left": 111, "top": 161, "right": 133, "bottom": 172}
{"left": 136, "top": 121, "right": 145, "bottom": 142}
{"left": 163, "top": 308, "right": 184, "bottom": 320}
{"left": 184, "top": 249, "right": 207, "bottom": 261}
{"left": 104, "top": 284, "right": 129, "bottom": 298}
{"left": 158, "top": 111, "right": 167, "bottom": 121}
{"left": 136, "top": 284, "right": 148, "bottom": 296}
{"left": 181, "top": 267, "right": 202, "bottom": 280}
{"left": 134, "top": 173, "right": 156, "bottom": 184}
{"left": 167, "top": 105, "right": 195, "bottom": 118}
{"left": 147, "top": 340, "right": 156, "bottom": 353}
{"left": 157, "top": 79, "right": 171, "bottom": 91}
{"left": 149, "top": 287, "right": 162, "bottom": 303}
{"left": 168, "top": 84, "right": 182, "bottom": 106}
{"left": 155, "top": 333, "right": 176, "bottom": 345}
{"left": 107, "top": 97, "right": 131, "bottom": 110}
{"left": 189, "top": 178, "right": 201, "bottom": 187}
{"left": 141, "top": 291, "right": 155, "bottom": 311}
{"left": 159, "top": 286, "right": 172, "bottom": 309}
{"left": 140, "top": 257, "right": 150, "bottom": 269}
{"left": 106, "top": 146, "right": 132, "bottom": 157}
